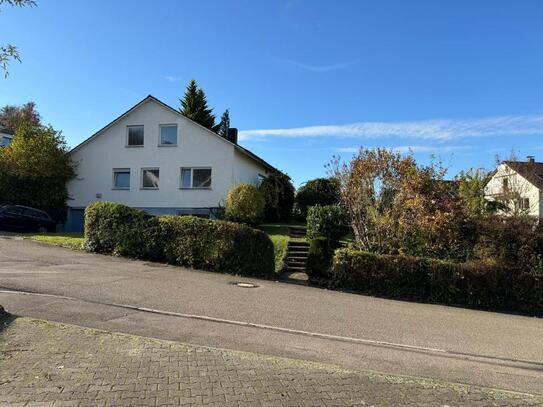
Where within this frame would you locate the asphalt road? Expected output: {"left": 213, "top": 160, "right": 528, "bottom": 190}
{"left": 1, "top": 235, "right": 542, "bottom": 396}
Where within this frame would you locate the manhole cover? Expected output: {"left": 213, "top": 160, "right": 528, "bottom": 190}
{"left": 232, "top": 282, "right": 258, "bottom": 288}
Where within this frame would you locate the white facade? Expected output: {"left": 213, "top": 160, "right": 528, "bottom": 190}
{"left": 65, "top": 96, "right": 273, "bottom": 231}
{"left": 484, "top": 162, "right": 542, "bottom": 217}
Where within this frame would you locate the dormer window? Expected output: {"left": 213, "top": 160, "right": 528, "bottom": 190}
{"left": 127, "top": 125, "right": 144, "bottom": 146}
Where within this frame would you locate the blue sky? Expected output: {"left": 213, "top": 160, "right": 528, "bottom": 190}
{"left": 2, "top": 0, "right": 543, "bottom": 186}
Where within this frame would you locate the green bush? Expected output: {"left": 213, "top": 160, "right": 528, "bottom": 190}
{"left": 159, "top": 216, "right": 275, "bottom": 278}
{"left": 259, "top": 173, "right": 295, "bottom": 222}
{"left": 84, "top": 202, "right": 160, "bottom": 259}
{"left": 295, "top": 178, "right": 340, "bottom": 217}
{"left": 306, "top": 237, "right": 336, "bottom": 278}
{"left": 224, "top": 183, "right": 265, "bottom": 226}
{"left": 84, "top": 202, "right": 275, "bottom": 278}
{"left": 306, "top": 205, "right": 348, "bottom": 241}
{"left": 330, "top": 248, "right": 543, "bottom": 315}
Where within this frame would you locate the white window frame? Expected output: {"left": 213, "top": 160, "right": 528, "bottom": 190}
{"left": 126, "top": 125, "right": 144, "bottom": 147}
{"left": 112, "top": 168, "right": 131, "bottom": 190}
{"left": 180, "top": 167, "right": 212, "bottom": 189}
{"left": 141, "top": 167, "right": 160, "bottom": 190}
{"left": 158, "top": 124, "right": 178, "bottom": 147}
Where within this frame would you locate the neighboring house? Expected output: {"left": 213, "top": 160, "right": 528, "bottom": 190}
{"left": 484, "top": 156, "right": 543, "bottom": 217}
{"left": 65, "top": 95, "right": 276, "bottom": 232}
{"left": 0, "top": 128, "right": 13, "bottom": 147}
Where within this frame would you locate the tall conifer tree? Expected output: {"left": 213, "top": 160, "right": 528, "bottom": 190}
{"left": 179, "top": 79, "right": 216, "bottom": 130}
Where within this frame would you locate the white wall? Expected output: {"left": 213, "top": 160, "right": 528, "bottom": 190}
{"left": 67, "top": 99, "right": 270, "bottom": 210}
{"left": 484, "top": 163, "right": 541, "bottom": 217}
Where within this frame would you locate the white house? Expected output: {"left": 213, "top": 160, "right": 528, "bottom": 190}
{"left": 65, "top": 95, "right": 276, "bottom": 231}
{"left": 0, "top": 128, "right": 13, "bottom": 147}
{"left": 484, "top": 156, "right": 543, "bottom": 217}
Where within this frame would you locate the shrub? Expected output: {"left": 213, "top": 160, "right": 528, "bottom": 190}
{"left": 306, "top": 205, "right": 348, "bottom": 241}
{"left": 306, "top": 237, "right": 336, "bottom": 278}
{"left": 329, "top": 248, "right": 543, "bottom": 315}
{"left": 472, "top": 216, "right": 543, "bottom": 276}
{"left": 84, "top": 202, "right": 275, "bottom": 278}
{"left": 295, "top": 178, "right": 340, "bottom": 217}
{"left": 259, "top": 172, "right": 295, "bottom": 222}
{"left": 224, "top": 183, "right": 265, "bottom": 226}
{"left": 84, "top": 202, "right": 160, "bottom": 259}
{"left": 159, "top": 216, "right": 275, "bottom": 278}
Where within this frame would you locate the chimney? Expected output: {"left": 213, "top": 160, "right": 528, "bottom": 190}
{"left": 227, "top": 128, "right": 238, "bottom": 144}
{"left": 527, "top": 156, "right": 535, "bottom": 164}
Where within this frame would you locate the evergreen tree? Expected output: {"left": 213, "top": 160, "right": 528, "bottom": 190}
{"left": 216, "top": 109, "right": 230, "bottom": 138}
{"left": 179, "top": 79, "right": 216, "bottom": 130}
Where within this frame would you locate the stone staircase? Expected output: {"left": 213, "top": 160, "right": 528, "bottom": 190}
{"left": 284, "top": 227, "right": 309, "bottom": 279}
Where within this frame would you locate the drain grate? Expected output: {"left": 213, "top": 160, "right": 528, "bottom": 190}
{"left": 232, "top": 282, "right": 258, "bottom": 288}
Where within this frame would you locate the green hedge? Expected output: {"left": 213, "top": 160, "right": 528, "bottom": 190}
{"left": 159, "top": 216, "right": 274, "bottom": 278}
{"left": 306, "top": 237, "right": 336, "bottom": 278}
{"left": 84, "top": 202, "right": 275, "bottom": 278}
{"left": 84, "top": 202, "right": 161, "bottom": 259}
{"left": 330, "top": 248, "right": 543, "bottom": 315}
{"left": 306, "top": 204, "right": 348, "bottom": 241}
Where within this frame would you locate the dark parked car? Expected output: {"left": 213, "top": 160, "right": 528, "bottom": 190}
{"left": 0, "top": 205, "right": 56, "bottom": 233}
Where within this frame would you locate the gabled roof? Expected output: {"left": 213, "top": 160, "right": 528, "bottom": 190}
{"left": 502, "top": 160, "right": 543, "bottom": 190}
{"left": 70, "top": 95, "right": 278, "bottom": 173}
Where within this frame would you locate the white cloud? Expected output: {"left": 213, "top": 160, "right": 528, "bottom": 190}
{"left": 277, "top": 58, "right": 358, "bottom": 72}
{"left": 239, "top": 114, "right": 543, "bottom": 142}
{"left": 164, "top": 75, "right": 181, "bottom": 83}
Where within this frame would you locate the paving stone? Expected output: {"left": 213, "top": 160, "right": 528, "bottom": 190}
{"left": 0, "top": 316, "right": 541, "bottom": 407}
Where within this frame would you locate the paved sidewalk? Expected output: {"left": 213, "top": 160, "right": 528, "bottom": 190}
{"left": 1, "top": 316, "right": 541, "bottom": 407}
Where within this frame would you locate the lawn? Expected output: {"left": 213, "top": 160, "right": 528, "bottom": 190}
{"left": 259, "top": 224, "right": 291, "bottom": 273}
{"left": 24, "top": 232, "right": 85, "bottom": 250}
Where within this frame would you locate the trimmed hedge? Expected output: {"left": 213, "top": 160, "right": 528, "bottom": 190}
{"left": 84, "top": 202, "right": 275, "bottom": 278}
{"left": 330, "top": 248, "right": 543, "bottom": 315}
{"left": 159, "top": 216, "right": 275, "bottom": 278}
{"left": 306, "top": 237, "right": 336, "bottom": 278}
{"left": 84, "top": 202, "right": 160, "bottom": 259}
{"left": 306, "top": 204, "right": 348, "bottom": 241}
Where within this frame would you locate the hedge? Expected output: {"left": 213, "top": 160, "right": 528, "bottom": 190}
{"left": 306, "top": 204, "right": 348, "bottom": 241}
{"left": 159, "top": 216, "right": 275, "bottom": 278}
{"left": 84, "top": 202, "right": 161, "bottom": 259}
{"left": 330, "top": 248, "right": 543, "bottom": 315}
{"left": 84, "top": 202, "right": 275, "bottom": 278}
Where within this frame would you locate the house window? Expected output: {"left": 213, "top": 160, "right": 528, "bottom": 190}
{"left": 1, "top": 136, "right": 12, "bottom": 146}
{"left": 521, "top": 198, "right": 530, "bottom": 211}
{"left": 141, "top": 168, "right": 159, "bottom": 189}
{"left": 159, "top": 124, "right": 177, "bottom": 146}
{"left": 257, "top": 174, "right": 266, "bottom": 186}
{"left": 113, "top": 169, "right": 130, "bottom": 189}
{"left": 127, "top": 126, "right": 144, "bottom": 146}
{"left": 502, "top": 178, "right": 509, "bottom": 192}
{"left": 180, "top": 167, "right": 212, "bottom": 189}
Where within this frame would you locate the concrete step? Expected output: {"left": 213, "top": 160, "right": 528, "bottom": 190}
{"left": 286, "top": 265, "right": 306, "bottom": 271}
{"left": 287, "top": 259, "right": 307, "bottom": 265}
{"left": 288, "top": 243, "right": 309, "bottom": 248}
{"left": 287, "top": 251, "right": 309, "bottom": 257}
